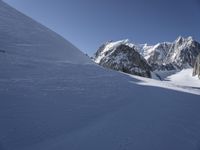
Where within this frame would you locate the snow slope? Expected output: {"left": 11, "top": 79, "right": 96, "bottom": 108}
{"left": 166, "top": 69, "right": 200, "bottom": 88}
{"left": 0, "top": 0, "right": 91, "bottom": 64}
{"left": 131, "top": 69, "right": 200, "bottom": 95}
{"left": 1, "top": 1, "right": 200, "bottom": 150}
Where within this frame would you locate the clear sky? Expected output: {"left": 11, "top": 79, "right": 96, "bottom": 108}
{"left": 3, "top": 0, "right": 200, "bottom": 55}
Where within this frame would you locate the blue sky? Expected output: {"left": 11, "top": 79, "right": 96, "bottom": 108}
{"left": 3, "top": 0, "right": 200, "bottom": 55}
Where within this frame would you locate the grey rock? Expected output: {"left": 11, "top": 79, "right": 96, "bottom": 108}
{"left": 95, "top": 44, "right": 151, "bottom": 78}
{"left": 94, "top": 37, "right": 200, "bottom": 78}
{"left": 165, "top": 36, "right": 200, "bottom": 68}
{"left": 140, "top": 36, "right": 200, "bottom": 71}
{"left": 147, "top": 42, "right": 172, "bottom": 66}
{"left": 193, "top": 54, "right": 200, "bottom": 79}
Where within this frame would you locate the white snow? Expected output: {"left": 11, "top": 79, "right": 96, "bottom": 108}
{"left": 95, "top": 39, "right": 132, "bottom": 63}
{"left": 0, "top": 0, "right": 91, "bottom": 64}
{"left": 166, "top": 69, "right": 200, "bottom": 88}
{"left": 1, "top": 1, "right": 200, "bottom": 150}
{"left": 130, "top": 69, "right": 200, "bottom": 95}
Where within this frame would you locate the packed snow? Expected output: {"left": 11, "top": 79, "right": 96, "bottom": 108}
{"left": 1, "top": 1, "right": 200, "bottom": 150}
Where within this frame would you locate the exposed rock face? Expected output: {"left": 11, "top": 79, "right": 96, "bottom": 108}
{"left": 138, "top": 36, "right": 200, "bottom": 71}
{"left": 144, "top": 42, "right": 172, "bottom": 66}
{"left": 94, "top": 41, "right": 151, "bottom": 78}
{"left": 193, "top": 54, "right": 200, "bottom": 79}
{"left": 94, "top": 37, "right": 200, "bottom": 78}
{"left": 165, "top": 36, "right": 200, "bottom": 68}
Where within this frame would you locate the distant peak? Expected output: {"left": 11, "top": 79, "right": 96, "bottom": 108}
{"left": 175, "top": 36, "right": 194, "bottom": 43}
{"left": 187, "top": 36, "right": 194, "bottom": 41}
{"left": 105, "top": 39, "right": 129, "bottom": 45}
{"left": 176, "top": 36, "right": 184, "bottom": 43}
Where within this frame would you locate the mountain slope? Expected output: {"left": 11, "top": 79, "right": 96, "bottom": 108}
{"left": 139, "top": 36, "right": 200, "bottom": 70}
{"left": 0, "top": 0, "right": 91, "bottom": 63}
{"left": 165, "top": 36, "right": 200, "bottom": 68}
{"left": 1, "top": 1, "right": 200, "bottom": 150}
{"left": 94, "top": 37, "right": 200, "bottom": 79}
{"left": 94, "top": 40, "right": 151, "bottom": 77}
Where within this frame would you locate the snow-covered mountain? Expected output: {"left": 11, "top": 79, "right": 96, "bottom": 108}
{"left": 1, "top": 1, "right": 200, "bottom": 150}
{"left": 166, "top": 36, "right": 200, "bottom": 67}
{"left": 138, "top": 42, "right": 172, "bottom": 65}
{"left": 140, "top": 36, "right": 200, "bottom": 70}
{"left": 94, "top": 37, "right": 200, "bottom": 78}
{"left": 94, "top": 40, "right": 151, "bottom": 77}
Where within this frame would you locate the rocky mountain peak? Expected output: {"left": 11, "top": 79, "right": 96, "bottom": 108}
{"left": 94, "top": 36, "right": 200, "bottom": 78}
{"left": 175, "top": 36, "right": 184, "bottom": 44}
{"left": 175, "top": 36, "right": 193, "bottom": 44}
{"left": 94, "top": 42, "right": 151, "bottom": 78}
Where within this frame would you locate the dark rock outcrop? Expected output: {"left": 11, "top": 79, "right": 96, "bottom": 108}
{"left": 193, "top": 54, "right": 200, "bottom": 79}
{"left": 95, "top": 44, "right": 151, "bottom": 78}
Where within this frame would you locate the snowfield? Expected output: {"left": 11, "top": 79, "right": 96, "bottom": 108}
{"left": 1, "top": 1, "right": 200, "bottom": 150}
{"left": 166, "top": 69, "right": 200, "bottom": 88}
{"left": 129, "top": 69, "right": 200, "bottom": 96}
{"left": 1, "top": 60, "right": 200, "bottom": 150}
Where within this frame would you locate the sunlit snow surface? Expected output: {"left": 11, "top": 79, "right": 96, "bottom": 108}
{"left": 130, "top": 69, "right": 200, "bottom": 95}
{"left": 1, "top": 59, "right": 200, "bottom": 150}
{"left": 1, "top": 1, "right": 200, "bottom": 150}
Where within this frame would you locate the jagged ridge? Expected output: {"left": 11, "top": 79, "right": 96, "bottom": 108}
{"left": 94, "top": 37, "right": 200, "bottom": 78}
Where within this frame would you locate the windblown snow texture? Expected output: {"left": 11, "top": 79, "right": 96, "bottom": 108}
{"left": 1, "top": 1, "right": 200, "bottom": 150}
{"left": 0, "top": 0, "right": 91, "bottom": 64}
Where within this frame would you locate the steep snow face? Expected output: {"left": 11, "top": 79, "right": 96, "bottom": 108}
{"left": 94, "top": 41, "right": 151, "bottom": 78}
{"left": 0, "top": 0, "right": 91, "bottom": 64}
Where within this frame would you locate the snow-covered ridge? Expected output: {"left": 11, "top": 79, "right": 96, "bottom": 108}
{"left": 0, "top": 0, "right": 91, "bottom": 64}
{"left": 94, "top": 36, "right": 200, "bottom": 80}
{"left": 95, "top": 36, "right": 200, "bottom": 70}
